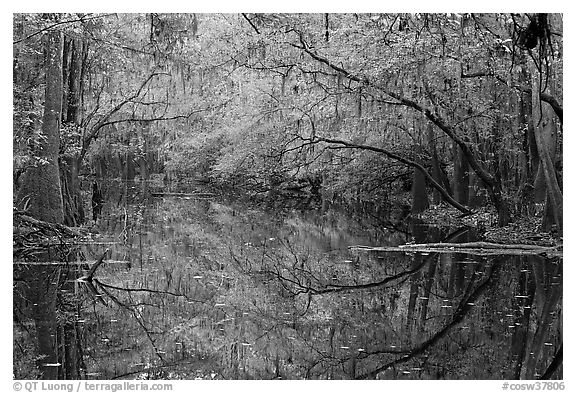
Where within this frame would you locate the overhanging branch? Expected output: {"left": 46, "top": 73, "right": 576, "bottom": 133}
{"left": 310, "top": 136, "right": 472, "bottom": 215}
{"left": 293, "top": 34, "right": 498, "bottom": 195}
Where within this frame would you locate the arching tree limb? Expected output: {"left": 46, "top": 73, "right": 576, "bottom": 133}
{"left": 311, "top": 136, "right": 472, "bottom": 215}
{"left": 293, "top": 34, "right": 513, "bottom": 223}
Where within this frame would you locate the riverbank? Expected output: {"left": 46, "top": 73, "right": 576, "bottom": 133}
{"left": 416, "top": 205, "right": 562, "bottom": 248}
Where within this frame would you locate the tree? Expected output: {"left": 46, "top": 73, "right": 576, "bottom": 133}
{"left": 16, "top": 29, "right": 64, "bottom": 224}
{"left": 15, "top": 27, "right": 65, "bottom": 380}
{"left": 526, "top": 14, "right": 563, "bottom": 234}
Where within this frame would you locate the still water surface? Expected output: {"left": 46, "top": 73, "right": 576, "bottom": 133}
{"left": 13, "top": 181, "right": 562, "bottom": 380}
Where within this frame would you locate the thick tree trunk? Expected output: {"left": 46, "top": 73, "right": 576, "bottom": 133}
{"left": 17, "top": 30, "right": 64, "bottom": 225}
{"left": 15, "top": 29, "right": 65, "bottom": 380}
{"left": 531, "top": 64, "right": 563, "bottom": 234}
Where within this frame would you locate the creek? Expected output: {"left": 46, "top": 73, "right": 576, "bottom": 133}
{"left": 13, "top": 180, "right": 563, "bottom": 380}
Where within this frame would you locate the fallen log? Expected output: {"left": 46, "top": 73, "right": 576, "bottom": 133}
{"left": 151, "top": 192, "right": 214, "bottom": 197}
{"left": 15, "top": 212, "right": 84, "bottom": 237}
{"left": 350, "top": 241, "right": 562, "bottom": 257}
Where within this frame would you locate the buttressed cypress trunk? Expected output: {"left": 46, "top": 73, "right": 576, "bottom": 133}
{"left": 17, "top": 30, "right": 65, "bottom": 225}
{"left": 15, "top": 29, "right": 65, "bottom": 379}
{"left": 530, "top": 62, "right": 562, "bottom": 235}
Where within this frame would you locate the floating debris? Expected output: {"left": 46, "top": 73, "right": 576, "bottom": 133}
{"left": 340, "top": 346, "right": 350, "bottom": 349}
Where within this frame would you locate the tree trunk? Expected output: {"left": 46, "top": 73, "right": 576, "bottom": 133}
{"left": 67, "top": 39, "right": 83, "bottom": 123}
{"left": 531, "top": 63, "right": 563, "bottom": 234}
{"left": 60, "top": 155, "right": 85, "bottom": 226}
{"left": 428, "top": 124, "right": 450, "bottom": 205}
{"left": 411, "top": 165, "right": 429, "bottom": 214}
{"left": 453, "top": 142, "right": 469, "bottom": 205}
{"left": 15, "top": 29, "right": 65, "bottom": 380}
{"left": 60, "top": 37, "right": 86, "bottom": 226}
{"left": 16, "top": 30, "right": 64, "bottom": 225}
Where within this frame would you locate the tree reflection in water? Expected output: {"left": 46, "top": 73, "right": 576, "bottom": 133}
{"left": 13, "top": 181, "right": 562, "bottom": 380}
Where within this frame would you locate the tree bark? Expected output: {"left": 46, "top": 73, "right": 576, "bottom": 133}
{"left": 17, "top": 30, "right": 64, "bottom": 225}
{"left": 531, "top": 63, "right": 563, "bottom": 234}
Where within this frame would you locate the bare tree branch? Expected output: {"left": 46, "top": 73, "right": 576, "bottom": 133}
{"left": 13, "top": 14, "right": 113, "bottom": 45}
{"left": 242, "top": 13, "right": 261, "bottom": 34}
{"left": 79, "top": 72, "right": 169, "bottom": 162}
{"left": 293, "top": 33, "right": 499, "bottom": 197}
{"left": 308, "top": 136, "right": 472, "bottom": 214}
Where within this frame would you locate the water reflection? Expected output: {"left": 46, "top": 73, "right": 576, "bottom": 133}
{"left": 13, "top": 181, "right": 562, "bottom": 380}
